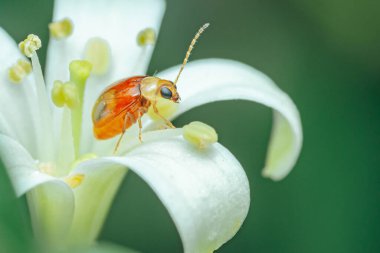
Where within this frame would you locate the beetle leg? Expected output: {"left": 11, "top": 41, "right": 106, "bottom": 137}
{"left": 152, "top": 102, "right": 175, "bottom": 128}
{"left": 113, "top": 112, "right": 134, "bottom": 154}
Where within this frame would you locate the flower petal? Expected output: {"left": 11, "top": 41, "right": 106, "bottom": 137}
{"left": 74, "top": 130, "right": 250, "bottom": 253}
{"left": 153, "top": 59, "right": 303, "bottom": 180}
{"left": 0, "top": 134, "right": 58, "bottom": 197}
{"left": 45, "top": 0, "right": 166, "bottom": 154}
{"left": 0, "top": 28, "right": 42, "bottom": 158}
{"left": 66, "top": 164, "right": 126, "bottom": 246}
{"left": 0, "top": 134, "right": 74, "bottom": 246}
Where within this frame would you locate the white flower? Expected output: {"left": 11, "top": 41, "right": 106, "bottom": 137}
{"left": 0, "top": 0, "right": 302, "bottom": 252}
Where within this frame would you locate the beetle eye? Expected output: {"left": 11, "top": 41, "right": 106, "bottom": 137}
{"left": 160, "top": 87, "right": 172, "bottom": 99}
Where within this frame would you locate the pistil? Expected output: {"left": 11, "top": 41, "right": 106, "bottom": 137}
{"left": 69, "top": 60, "right": 92, "bottom": 157}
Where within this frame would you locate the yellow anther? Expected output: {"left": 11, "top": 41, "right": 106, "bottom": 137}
{"left": 17, "top": 59, "right": 32, "bottom": 73}
{"left": 70, "top": 153, "right": 97, "bottom": 170}
{"left": 148, "top": 98, "right": 179, "bottom": 121}
{"left": 19, "top": 34, "right": 42, "bottom": 58}
{"left": 51, "top": 81, "right": 79, "bottom": 109}
{"left": 49, "top": 18, "right": 73, "bottom": 39}
{"left": 65, "top": 174, "right": 85, "bottom": 189}
{"left": 137, "top": 28, "right": 156, "bottom": 46}
{"left": 84, "top": 38, "right": 111, "bottom": 76}
{"left": 52, "top": 80, "right": 65, "bottom": 107}
{"left": 8, "top": 59, "right": 32, "bottom": 84}
{"left": 183, "top": 121, "right": 218, "bottom": 149}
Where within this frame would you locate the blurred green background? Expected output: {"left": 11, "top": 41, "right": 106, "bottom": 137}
{"left": 1, "top": 0, "right": 379, "bottom": 252}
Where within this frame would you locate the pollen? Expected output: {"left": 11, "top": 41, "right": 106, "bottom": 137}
{"left": 148, "top": 98, "right": 179, "bottom": 121}
{"left": 183, "top": 121, "right": 218, "bottom": 149}
{"left": 19, "top": 34, "right": 41, "bottom": 58}
{"left": 84, "top": 38, "right": 111, "bottom": 75}
{"left": 49, "top": 18, "right": 73, "bottom": 39}
{"left": 137, "top": 28, "right": 156, "bottom": 46}
{"left": 7, "top": 59, "right": 32, "bottom": 84}
{"left": 64, "top": 174, "right": 85, "bottom": 189}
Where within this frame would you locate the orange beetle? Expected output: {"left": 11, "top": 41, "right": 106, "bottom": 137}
{"left": 92, "top": 24, "right": 209, "bottom": 152}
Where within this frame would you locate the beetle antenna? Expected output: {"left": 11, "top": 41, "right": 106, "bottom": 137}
{"left": 173, "top": 23, "right": 209, "bottom": 85}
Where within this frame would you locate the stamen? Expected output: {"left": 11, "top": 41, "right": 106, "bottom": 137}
{"left": 84, "top": 38, "right": 111, "bottom": 75}
{"left": 64, "top": 174, "right": 85, "bottom": 189}
{"left": 137, "top": 28, "right": 156, "bottom": 46}
{"left": 183, "top": 121, "right": 218, "bottom": 149}
{"left": 51, "top": 81, "right": 79, "bottom": 109}
{"left": 49, "top": 18, "right": 73, "bottom": 39}
{"left": 19, "top": 34, "right": 41, "bottom": 58}
{"left": 148, "top": 98, "right": 178, "bottom": 121}
{"left": 69, "top": 60, "right": 92, "bottom": 157}
{"left": 8, "top": 59, "right": 32, "bottom": 84}
{"left": 52, "top": 80, "right": 65, "bottom": 107}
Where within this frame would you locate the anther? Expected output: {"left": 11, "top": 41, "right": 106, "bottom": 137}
{"left": 183, "top": 121, "right": 218, "bottom": 149}
{"left": 51, "top": 81, "right": 79, "bottom": 109}
{"left": 19, "top": 34, "right": 42, "bottom": 58}
{"left": 64, "top": 174, "right": 85, "bottom": 189}
{"left": 84, "top": 38, "right": 111, "bottom": 75}
{"left": 52, "top": 80, "right": 65, "bottom": 107}
{"left": 49, "top": 18, "right": 73, "bottom": 39}
{"left": 8, "top": 59, "right": 32, "bottom": 84}
{"left": 137, "top": 28, "right": 156, "bottom": 46}
{"left": 62, "top": 82, "right": 79, "bottom": 109}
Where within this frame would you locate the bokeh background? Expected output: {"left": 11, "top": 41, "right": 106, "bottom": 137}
{"left": 1, "top": 0, "right": 379, "bottom": 252}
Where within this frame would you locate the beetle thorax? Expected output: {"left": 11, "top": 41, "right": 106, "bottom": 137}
{"left": 140, "top": 76, "right": 161, "bottom": 101}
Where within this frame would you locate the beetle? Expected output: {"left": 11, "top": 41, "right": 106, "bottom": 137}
{"left": 92, "top": 23, "right": 209, "bottom": 153}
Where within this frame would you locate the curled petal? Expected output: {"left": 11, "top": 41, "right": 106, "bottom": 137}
{"left": 66, "top": 164, "right": 126, "bottom": 246}
{"left": 0, "top": 134, "right": 74, "bottom": 246}
{"left": 0, "top": 134, "right": 58, "bottom": 196}
{"left": 74, "top": 130, "right": 250, "bottom": 253}
{"left": 154, "top": 59, "right": 303, "bottom": 180}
